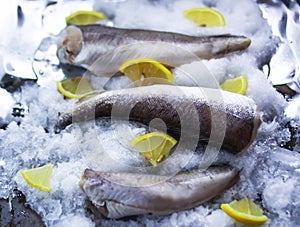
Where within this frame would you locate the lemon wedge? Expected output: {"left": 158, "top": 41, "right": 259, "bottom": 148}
{"left": 119, "top": 58, "right": 174, "bottom": 86}
{"left": 56, "top": 77, "right": 94, "bottom": 99}
{"left": 130, "top": 132, "right": 177, "bottom": 166}
{"left": 220, "top": 75, "right": 247, "bottom": 95}
{"left": 221, "top": 197, "right": 268, "bottom": 226}
{"left": 66, "top": 10, "right": 106, "bottom": 26}
{"left": 20, "top": 164, "right": 53, "bottom": 192}
{"left": 183, "top": 8, "right": 226, "bottom": 27}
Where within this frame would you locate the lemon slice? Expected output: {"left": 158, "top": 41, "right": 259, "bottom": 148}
{"left": 66, "top": 10, "right": 106, "bottom": 26}
{"left": 56, "top": 77, "right": 94, "bottom": 99}
{"left": 119, "top": 58, "right": 174, "bottom": 86}
{"left": 130, "top": 132, "right": 177, "bottom": 166}
{"left": 221, "top": 198, "right": 268, "bottom": 226}
{"left": 183, "top": 8, "right": 226, "bottom": 27}
{"left": 220, "top": 75, "right": 247, "bottom": 95}
{"left": 20, "top": 164, "right": 53, "bottom": 192}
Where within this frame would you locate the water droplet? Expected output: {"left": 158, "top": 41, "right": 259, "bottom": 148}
{"left": 39, "top": 70, "right": 44, "bottom": 75}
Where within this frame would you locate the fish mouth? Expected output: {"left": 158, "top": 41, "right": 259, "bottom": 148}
{"left": 56, "top": 26, "right": 83, "bottom": 64}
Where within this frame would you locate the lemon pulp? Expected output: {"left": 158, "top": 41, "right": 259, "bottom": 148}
{"left": 221, "top": 197, "right": 268, "bottom": 226}
{"left": 130, "top": 132, "right": 177, "bottom": 166}
{"left": 66, "top": 10, "right": 106, "bottom": 26}
{"left": 183, "top": 8, "right": 226, "bottom": 27}
{"left": 20, "top": 164, "right": 53, "bottom": 192}
{"left": 220, "top": 75, "right": 247, "bottom": 95}
{"left": 119, "top": 58, "right": 174, "bottom": 86}
{"left": 56, "top": 76, "right": 93, "bottom": 99}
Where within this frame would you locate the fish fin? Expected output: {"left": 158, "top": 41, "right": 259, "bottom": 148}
{"left": 104, "top": 200, "right": 153, "bottom": 219}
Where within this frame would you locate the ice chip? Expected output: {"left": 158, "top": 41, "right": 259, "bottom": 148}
{"left": 54, "top": 214, "right": 95, "bottom": 227}
{"left": 285, "top": 94, "right": 300, "bottom": 121}
{"left": 0, "top": 88, "right": 14, "bottom": 119}
{"left": 263, "top": 179, "right": 295, "bottom": 211}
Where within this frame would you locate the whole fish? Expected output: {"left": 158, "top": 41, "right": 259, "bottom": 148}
{"left": 56, "top": 25, "right": 251, "bottom": 76}
{"left": 79, "top": 166, "right": 239, "bottom": 219}
{"left": 55, "top": 85, "right": 261, "bottom": 153}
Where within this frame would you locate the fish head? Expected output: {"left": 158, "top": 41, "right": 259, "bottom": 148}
{"left": 79, "top": 169, "right": 110, "bottom": 202}
{"left": 56, "top": 26, "right": 83, "bottom": 64}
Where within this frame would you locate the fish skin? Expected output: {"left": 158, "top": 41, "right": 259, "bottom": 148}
{"left": 55, "top": 85, "right": 261, "bottom": 154}
{"left": 56, "top": 25, "right": 251, "bottom": 76}
{"left": 79, "top": 166, "right": 239, "bottom": 219}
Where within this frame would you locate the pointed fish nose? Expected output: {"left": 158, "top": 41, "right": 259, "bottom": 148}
{"left": 230, "top": 36, "right": 251, "bottom": 51}
{"left": 56, "top": 26, "right": 83, "bottom": 64}
{"left": 211, "top": 35, "right": 251, "bottom": 58}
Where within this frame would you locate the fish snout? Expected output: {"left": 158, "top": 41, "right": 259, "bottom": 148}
{"left": 212, "top": 36, "right": 251, "bottom": 57}
{"left": 56, "top": 26, "right": 83, "bottom": 64}
{"left": 227, "top": 36, "right": 251, "bottom": 53}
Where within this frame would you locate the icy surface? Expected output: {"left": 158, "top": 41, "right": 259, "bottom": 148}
{"left": 285, "top": 94, "right": 300, "bottom": 120}
{"left": 0, "top": 0, "right": 299, "bottom": 226}
{"left": 0, "top": 88, "right": 14, "bottom": 119}
{"left": 259, "top": 0, "right": 300, "bottom": 93}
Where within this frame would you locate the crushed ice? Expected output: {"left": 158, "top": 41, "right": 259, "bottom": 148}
{"left": 0, "top": 0, "right": 299, "bottom": 226}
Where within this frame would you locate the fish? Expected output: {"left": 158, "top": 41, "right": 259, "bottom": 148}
{"left": 79, "top": 166, "right": 239, "bottom": 219}
{"left": 55, "top": 85, "right": 261, "bottom": 154}
{"left": 56, "top": 24, "right": 251, "bottom": 76}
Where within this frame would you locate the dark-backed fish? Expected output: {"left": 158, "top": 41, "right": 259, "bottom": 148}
{"left": 56, "top": 25, "right": 251, "bottom": 76}
{"left": 79, "top": 166, "right": 239, "bottom": 219}
{"left": 55, "top": 85, "right": 261, "bottom": 153}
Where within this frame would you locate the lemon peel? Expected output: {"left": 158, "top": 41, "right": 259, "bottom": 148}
{"left": 221, "top": 197, "right": 268, "bottom": 226}
{"left": 56, "top": 77, "right": 93, "bottom": 99}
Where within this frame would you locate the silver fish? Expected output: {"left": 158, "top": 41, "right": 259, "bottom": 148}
{"left": 56, "top": 25, "right": 251, "bottom": 76}
{"left": 55, "top": 85, "right": 261, "bottom": 154}
{"left": 79, "top": 166, "right": 239, "bottom": 219}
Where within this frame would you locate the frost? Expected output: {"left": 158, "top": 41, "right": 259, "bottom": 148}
{"left": 0, "top": 88, "right": 14, "bottom": 119}
{"left": 53, "top": 214, "right": 95, "bottom": 227}
{"left": 263, "top": 179, "right": 294, "bottom": 211}
{"left": 0, "top": 0, "right": 299, "bottom": 226}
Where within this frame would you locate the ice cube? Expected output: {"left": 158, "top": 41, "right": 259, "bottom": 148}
{"left": 0, "top": 88, "right": 14, "bottom": 119}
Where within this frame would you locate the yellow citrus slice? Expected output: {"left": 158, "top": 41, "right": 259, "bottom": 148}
{"left": 221, "top": 197, "right": 268, "bottom": 226}
{"left": 119, "top": 58, "right": 174, "bottom": 86}
{"left": 220, "top": 75, "right": 247, "bottom": 95}
{"left": 56, "top": 76, "right": 94, "bottom": 99}
{"left": 66, "top": 10, "right": 106, "bottom": 26}
{"left": 130, "top": 132, "right": 177, "bottom": 166}
{"left": 183, "top": 8, "right": 226, "bottom": 27}
{"left": 20, "top": 164, "right": 53, "bottom": 193}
